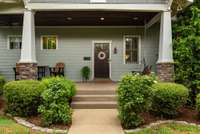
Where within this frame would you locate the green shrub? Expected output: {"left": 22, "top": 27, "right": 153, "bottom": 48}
{"left": 117, "top": 74, "right": 156, "bottom": 129}
{"left": 81, "top": 66, "right": 91, "bottom": 82}
{"left": 38, "top": 77, "right": 76, "bottom": 126}
{"left": 196, "top": 94, "right": 200, "bottom": 118}
{"left": 152, "top": 83, "right": 189, "bottom": 118}
{"left": 3, "top": 80, "right": 45, "bottom": 117}
{"left": 41, "top": 77, "right": 76, "bottom": 100}
{"left": 0, "top": 75, "right": 6, "bottom": 95}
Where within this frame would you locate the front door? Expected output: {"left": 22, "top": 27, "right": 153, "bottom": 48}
{"left": 94, "top": 42, "right": 110, "bottom": 78}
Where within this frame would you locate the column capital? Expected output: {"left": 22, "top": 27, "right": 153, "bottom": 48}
{"left": 24, "top": 9, "right": 36, "bottom": 15}
{"left": 163, "top": 10, "right": 172, "bottom": 13}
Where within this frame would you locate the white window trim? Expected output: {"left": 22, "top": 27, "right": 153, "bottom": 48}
{"left": 123, "top": 35, "right": 141, "bottom": 65}
{"left": 7, "top": 35, "right": 22, "bottom": 50}
{"left": 40, "top": 35, "right": 58, "bottom": 50}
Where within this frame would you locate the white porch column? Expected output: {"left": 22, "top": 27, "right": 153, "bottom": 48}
{"left": 19, "top": 9, "right": 36, "bottom": 63}
{"left": 18, "top": 9, "right": 37, "bottom": 80}
{"left": 157, "top": 10, "right": 174, "bottom": 82}
{"left": 157, "top": 10, "right": 173, "bottom": 63}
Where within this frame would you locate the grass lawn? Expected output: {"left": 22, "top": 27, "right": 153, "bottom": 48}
{"left": 126, "top": 123, "right": 200, "bottom": 134}
{"left": 0, "top": 116, "right": 45, "bottom": 134}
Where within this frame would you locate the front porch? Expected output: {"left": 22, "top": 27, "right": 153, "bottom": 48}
{"left": 0, "top": 10, "right": 174, "bottom": 82}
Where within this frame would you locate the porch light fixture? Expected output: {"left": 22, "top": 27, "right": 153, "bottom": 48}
{"left": 11, "top": 22, "right": 20, "bottom": 26}
{"left": 133, "top": 17, "right": 139, "bottom": 20}
{"left": 100, "top": 17, "right": 105, "bottom": 21}
{"left": 66, "top": 17, "right": 72, "bottom": 21}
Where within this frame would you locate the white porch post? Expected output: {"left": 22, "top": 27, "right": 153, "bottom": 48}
{"left": 157, "top": 11, "right": 173, "bottom": 63}
{"left": 18, "top": 9, "right": 37, "bottom": 80}
{"left": 20, "top": 9, "right": 36, "bottom": 63}
{"left": 157, "top": 10, "right": 174, "bottom": 82}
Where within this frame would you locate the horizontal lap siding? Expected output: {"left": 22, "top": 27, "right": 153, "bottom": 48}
{"left": 29, "top": 0, "right": 167, "bottom": 4}
{"left": 0, "top": 28, "right": 21, "bottom": 80}
{"left": 0, "top": 27, "right": 159, "bottom": 81}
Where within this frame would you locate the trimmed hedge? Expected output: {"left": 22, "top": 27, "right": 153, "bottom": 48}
{"left": 38, "top": 77, "right": 76, "bottom": 126}
{"left": 0, "top": 75, "right": 6, "bottom": 95}
{"left": 3, "top": 80, "right": 45, "bottom": 117}
{"left": 152, "top": 83, "right": 189, "bottom": 118}
{"left": 117, "top": 74, "right": 156, "bottom": 129}
{"left": 196, "top": 94, "right": 200, "bottom": 118}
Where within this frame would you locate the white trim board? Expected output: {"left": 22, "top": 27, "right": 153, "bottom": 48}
{"left": 145, "top": 13, "right": 161, "bottom": 29}
{"left": 92, "top": 40, "right": 112, "bottom": 80}
{"left": 25, "top": 3, "right": 169, "bottom": 11}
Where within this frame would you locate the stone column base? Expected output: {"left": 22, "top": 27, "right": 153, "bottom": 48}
{"left": 18, "top": 63, "right": 37, "bottom": 80}
{"left": 157, "top": 63, "right": 174, "bottom": 82}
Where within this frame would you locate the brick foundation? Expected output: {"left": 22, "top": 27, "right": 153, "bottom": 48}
{"left": 157, "top": 63, "right": 174, "bottom": 82}
{"left": 18, "top": 63, "right": 37, "bottom": 80}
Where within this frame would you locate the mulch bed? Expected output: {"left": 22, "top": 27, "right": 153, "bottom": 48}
{"left": 27, "top": 116, "right": 70, "bottom": 130}
{"left": 0, "top": 96, "right": 5, "bottom": 115}
{"left": 0, "top": 97, "right": 70, "bottom": 129}
{"left": 141, "top": 107, "right": 200, "bottom": 126}
{"left": 1, "top": 96, "right": 200, "bottom": 129}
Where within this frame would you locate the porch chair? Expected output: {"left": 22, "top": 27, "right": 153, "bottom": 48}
{"left": 132, "top": 58, "right": 152, "bottom": 75}
{"left": 13, "top": 63, "right": 20, "bottom": 80}
{"left": 49, "top": 62, "right": 65, "bottom": 77}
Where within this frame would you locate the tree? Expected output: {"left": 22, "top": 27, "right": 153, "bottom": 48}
{"left": 173, "top": 1, "right": 200, "bottom": 104}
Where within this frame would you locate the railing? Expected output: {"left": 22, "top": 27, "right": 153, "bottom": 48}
{"left": 29, "top": 0, "right": 168, "bottom": 4}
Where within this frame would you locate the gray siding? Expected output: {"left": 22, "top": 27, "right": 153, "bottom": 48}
{"left": 0, "top": 28, "right": 21, "bottom": 80}
{"left": 0, "top": 26, "right": 159, "bottom": 81}
{"left": 29, "top": 0, "right": 167, "bottom": 4}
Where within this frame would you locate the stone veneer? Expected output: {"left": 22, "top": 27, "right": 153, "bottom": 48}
{"left": 18, "top": 63, "right": 38, "bottom": 80}
{"left": 157, "top": 63, "right": 174, "bottom": 82}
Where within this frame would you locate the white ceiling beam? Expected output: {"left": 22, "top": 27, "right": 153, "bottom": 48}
{"left": 25, "top": 3, "right": 169, "bottom": 11}
{"left": 145, "top": 13, "right": 161, "bottom": 29}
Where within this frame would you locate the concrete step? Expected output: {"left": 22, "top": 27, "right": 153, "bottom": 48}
{"left": 76, "top": 89, "right": 116, "bottom": 95}
{"left": 71, "top": 101, "right": 117, "bottom": 109}
{"left": 72, "top": 95, "right": 117, "bottom": 102}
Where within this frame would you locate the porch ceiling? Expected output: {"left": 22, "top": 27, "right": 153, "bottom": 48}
{"left": 0, "top": 11, "right": 158, "bottom": 26}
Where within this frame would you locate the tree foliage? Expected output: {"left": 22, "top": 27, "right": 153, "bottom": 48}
{"left": 173, "top": 1, "right": 200, "bottom": 104}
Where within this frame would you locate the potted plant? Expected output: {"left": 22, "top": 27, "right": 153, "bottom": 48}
{"left": 81, "top": 66, "right": 91, "bottom": 82}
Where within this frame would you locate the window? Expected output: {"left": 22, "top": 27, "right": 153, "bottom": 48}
{"left": 41, "top": 36, "right": 58, "bottom": 50}
{"left": 124, "top": 35, "right": 140, "bottom": 64}
{"left": 8, "top": 36, "right": 22, "bottom": 50}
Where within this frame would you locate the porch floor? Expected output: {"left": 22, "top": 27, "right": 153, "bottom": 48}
{"left": 76, "top": 80, "right": 118, "bottom": 91}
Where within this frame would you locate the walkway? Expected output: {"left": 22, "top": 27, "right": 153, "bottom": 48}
{"left": 68, "top": 109, "right": 124, "bottom": 134}
{"left": 68, "top": 81, "right": 124, "bottom": 134}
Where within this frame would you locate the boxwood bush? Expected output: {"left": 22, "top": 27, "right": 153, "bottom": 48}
{"left": 3, "top": 80, "right": 45, "bottom": 117}
{"left": 38, "top": 77, "right": 76, "bottom": 126}
{"left": 152, "top": 83, "right": 189, "bottom": 118}
{"left": 0, "top": 75, "right": 6, "bottom": 95}
{"left": 196, "top": 94, "right": 200, "bottom": 118}
{"left": 117, "top": 74, "right": 156, "bottom": 129}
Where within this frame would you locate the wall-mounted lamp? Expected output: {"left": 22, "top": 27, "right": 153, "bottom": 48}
{"left": 114, "top": 47, "right": 117, "bottom": 54}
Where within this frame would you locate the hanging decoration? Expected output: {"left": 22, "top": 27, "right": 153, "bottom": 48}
{"left": 98, "top": 51, "right": 106, "bottom": 60}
